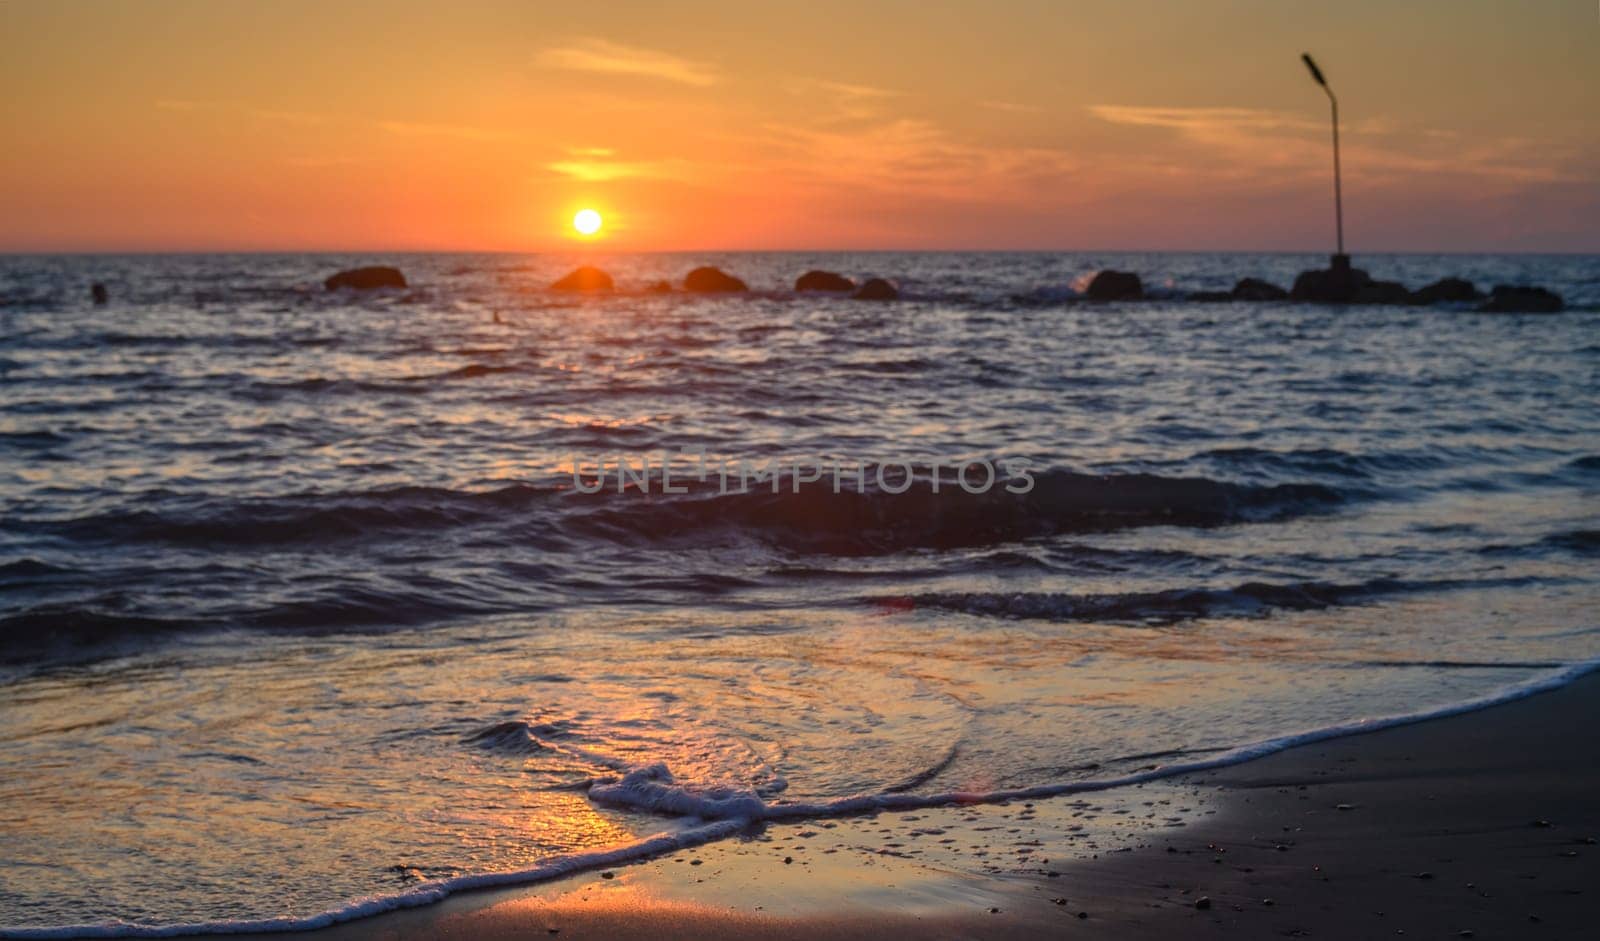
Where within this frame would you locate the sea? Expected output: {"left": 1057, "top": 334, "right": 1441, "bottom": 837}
{"left": 1, "top": 251, "right": 1597, "bottom": 935}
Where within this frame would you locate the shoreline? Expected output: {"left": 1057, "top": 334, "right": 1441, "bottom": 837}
{"left": 98, "top": 661, "right": 1596, "bottom": 941}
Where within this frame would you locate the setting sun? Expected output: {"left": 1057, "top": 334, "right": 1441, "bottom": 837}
{"left": 573, "top": 209, "right": 603, "bottom": 237}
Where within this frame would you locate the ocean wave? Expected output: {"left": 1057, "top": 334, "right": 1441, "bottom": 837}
{"left": 0, "top": 608, "right": 200, "bottom": 662}
{"left": 1480, "top": 529, "right": 1600, "bottom": 558}
{"left": 18, "top": 471, "right": 1344, "bottom": 556}
{"left": 564, "top": 469, "right": 1347, "bottom": 555}
{"left": 22, "top": 657, "right": 1575, "bottom": 939}
{"left": 22, "top": 484, "right": 552, "bottom": 549}
{"left": 3, "top": 639, "right": 1598, "bottom": 937}
{"left": 893, "top": 575, "right": 1541, "bottom": 624}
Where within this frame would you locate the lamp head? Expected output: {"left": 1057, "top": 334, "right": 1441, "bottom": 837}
{"left": 1302, "top": 53, "right": 1328, "bottom": 87}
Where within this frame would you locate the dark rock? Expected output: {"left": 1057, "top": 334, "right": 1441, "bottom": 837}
{"left": 1480, "top": 285, "right": 1564, "bottom": 313}
{"left": 795, "top": 270, "right": 855, "bottom": 292}
{"left": 1195, "top": 897, "right": 1212, "bottom": 910}
{"left": 853, "top": 278, "right": 899, "bottom": 301}
{"left": 1353, "top": 280, "right": 1411, "bottom": 305}
{"left": 1409, "top": 277, "right": 1478, "bottom": 305}
{"left": 1085, "top": 270, "right": 1143, "bottom": 301}
{"left": 645, "top": 280, "right": 673, "bottom": 294}
{"left": 1291, "top": 263, "right": 1371, "bottom": 303}
{"left": 90, "top": 283, "right": 109, "bottom": 305}
{"left": 1186, "top": 290, "right": 1235, "bottom": 302}
{"left": 550, "top": 266, "right": 614, "bottom": 292}
{"left": 683, "top": 267, "right": 748, "bottom": 292}
{"left": 1231, "top": 277, "right": 1288, "bottom": 301}
{"left": 324, "top": 266, "right": 407, "bottom": 291}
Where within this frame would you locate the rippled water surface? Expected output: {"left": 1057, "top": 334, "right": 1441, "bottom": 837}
{"left": 2, "top": 252, "right": 1598, "bottom": 932}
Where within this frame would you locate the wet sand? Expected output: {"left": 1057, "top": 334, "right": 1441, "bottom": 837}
{"left": 214, "top": 672, "right": 1600, "bottom": 940}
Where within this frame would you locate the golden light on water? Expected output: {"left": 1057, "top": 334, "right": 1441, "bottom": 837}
{"left": 573, "top": 209, "right": 603, "bottom": 237}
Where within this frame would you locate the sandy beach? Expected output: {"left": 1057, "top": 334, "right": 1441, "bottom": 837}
{"left": 189, "top": 671, "right": 1600, "bottom": 941}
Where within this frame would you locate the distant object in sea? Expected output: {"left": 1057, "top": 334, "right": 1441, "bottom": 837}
{"left": 1290, "top": 255, "right": 1369, "bottom": 304}
{"left": 853, "top": 278, "right": 899, "bottom": 301}
{"left": 90, "top": 282, "right": 108, "bottom": 305}
{"left": 1180, "top": 270, "right": 1560, "bottom": 310}
{"left": 1231, "top": 277, "right": 1289, "bottom": 301}
{"left": 646, "top": 280, "right": 674, "bottom": 294}
{"left": 551, "top": 266, "right": 614, "bottom": 292}
{"left": 1354, "top": 278, "right": 1411, "bottom": 306}
{"left": 324, "top": 266, "right": 407, "bottom": 291}
{"left": 1085, "top": 269, "right": 1144, "bottom": 301}
{"left": 1409, "top": 277, "right": 1479, "bottom": 306}
{"left": 796, "top": 270, "right": 856, "bottom": 292}
{"left": 1480, "top": 285, "right": 1565, "bottom": 313}
{"left": 683, "top": 267, "right": 749, "bottom": 292}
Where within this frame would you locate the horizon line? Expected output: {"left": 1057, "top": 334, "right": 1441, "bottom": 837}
{"left": 4, "top": 247, "right": 1599, "bottom": 258}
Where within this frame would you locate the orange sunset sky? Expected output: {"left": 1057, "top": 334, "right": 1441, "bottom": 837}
{"left": 2, "top": 0, "right": 1596, "bottom": 253}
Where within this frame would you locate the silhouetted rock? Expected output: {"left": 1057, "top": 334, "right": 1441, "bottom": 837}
{"left": 1232, "top": 277, "right": 1288, "bottom": 301}
{"left": 852, "top": 278, "right": 899, "bottom": 301}
{"left": 550, "top": 266, "right": 614, "bottom": 292}
{"left": 683, "top": 267, "right": 748, "bottom": 292}
{"left": 1291, "top": 261, "right": 1371, "bottom": 303}
{"left": 1480, "top": 285, "right": 1564, "bottom": 313}
{"left": 795, "top": 270, "right": 856, "bottom": 292}
{"left": 1187, "top": 290, "right": 1234, "bottom": 302}
{"left": 90, "top": 283, "right": 108, "bottom": 305}
{"left": 1409, "top": 277, "right": 1478, "bottom": 305}
{"left": 1353, "top": 280, "right": 1411, "bottom": 305}
{"left": 1085, "top": 270, "right": 1143, "bottom": 301}
{"left": 645, "top": 280, "right": 673, "bottom": 294}
{"left": 324, "top": 266, "right": 407, "bottom": 291}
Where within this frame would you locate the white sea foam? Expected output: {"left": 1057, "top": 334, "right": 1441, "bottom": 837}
{"left": 7, "top": 653, "right": 1598, "bottom": 940}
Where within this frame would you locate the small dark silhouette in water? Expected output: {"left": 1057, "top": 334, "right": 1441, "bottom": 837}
{"left": 683, "top": 267, "right": 748, "bottom": 292}
{"left": 324, "top": 266, "right": 406, "bottom": 291}
{"left": 550, "top": 266, "right": 614, "bottom": 292}
{"left": 1410, "top": 277, "right": 1479, "bottom": 305}
{"left": 1355, "top": 279, "right": 1411, "bottom": 305}
{"left": 1231, "top": 277, "right": 1288, "bottom": 301}
{"left": 1189, "top": 278, "right": 1290, "bottom": 303}
{"left": 90, "top": 283, "right": 108, "bottom": 305}
{"left": 852, "top": 278, "right": 899, "bottom": 301}
{"left": 796, "top": 270, "right": 856, "bottom": 292}
{"left": 645, "top": 280, "right": 673, "bottom": 294}
{"left": 1480, "top": 285, "right": 1564, "bottom": 313}
{"left": 1085, "top": 270, "right": 1143, "bottom": 301}
{"left": 1291, "top": 254, "right": 1369, "bottom": 303}
{"left": 492, "top": 311, "right": 502, "bottom": 324}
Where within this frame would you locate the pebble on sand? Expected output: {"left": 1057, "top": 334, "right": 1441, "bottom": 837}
{"left": 1194, "top": 896, "right": 1212, "bottom": 910}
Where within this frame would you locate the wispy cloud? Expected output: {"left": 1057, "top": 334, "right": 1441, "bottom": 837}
{"left": 981, "top": 100, "right": 1043, "bottom": 115}
{"left": 784, "top": 78, "right": 901, "bottom": 122}
{"left": 1090, "top": 105, "right": 1315, "bottom": 132}
{"left": 756, "top": 118, "right": 1079, "bottom": 200}
{"left": 546, "top": 151, "right": 692, "bottom": 182}
{"left": 1088, "top": 104, "right": 1587, "bottom": 187}
{"left": 154, "top": 99, "right": 506, "bottom": 142}
{"left": 376, "top": 119, "right": 509, "bottom": 142}
{"left": 537, "top": 39, "right": 718, "bottom": 86}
